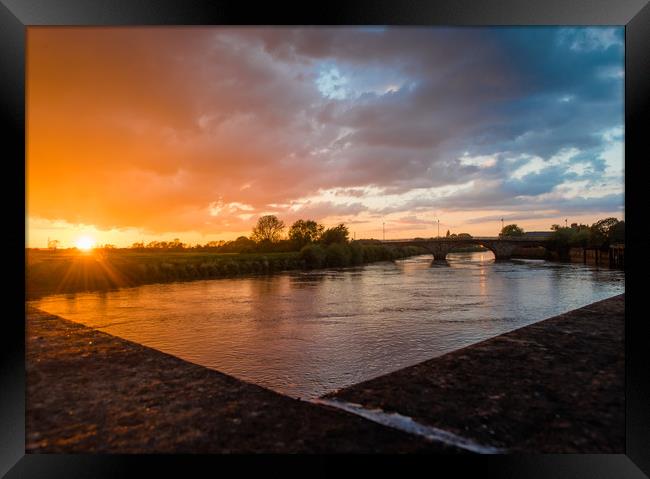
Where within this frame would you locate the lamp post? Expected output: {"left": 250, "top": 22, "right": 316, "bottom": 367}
{"left": 383, "top": 222, "right": 385, "bottom": 241}
{"left": 565, "top": 218, "right": 568, "bottom": 228}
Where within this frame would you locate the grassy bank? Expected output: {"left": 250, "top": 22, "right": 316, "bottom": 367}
{"left": 26, "top": 243, "right": 425, "bottom": 297}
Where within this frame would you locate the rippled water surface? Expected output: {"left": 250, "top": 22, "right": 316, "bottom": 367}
{"left": 31, "top": 253, "right": 624, "bottom": 398}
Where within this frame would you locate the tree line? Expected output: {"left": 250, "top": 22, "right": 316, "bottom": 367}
{"left": 547, "top": 217, "right": 624, "bottom": 252}
{"left": 499, "top": 217, "right": 624, "bottom": 252}
{"left": 123, "top": 215, "right": 425, "bottom": 269}
{"left": 29, "top": 216, "right": 425, "bottom": 296}
{"left": 114, "top": 215, "right": 625, "bottom": 255}
{"left": 127, "top": 216, "right": 355, "bottom": 254}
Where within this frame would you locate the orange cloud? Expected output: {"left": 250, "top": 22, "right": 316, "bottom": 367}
{"left": 27, "top": 27, "right": 623, "bottom": 247}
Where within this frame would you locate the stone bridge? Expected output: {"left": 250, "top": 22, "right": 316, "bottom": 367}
{"left": 380, "top": 236, "right": 552, "bottom": 261}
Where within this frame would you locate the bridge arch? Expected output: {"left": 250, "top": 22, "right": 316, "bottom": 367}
{"left": 424, "top": 240, "right": 498, "bottom": 262}
{"left": 458, "top": 243, "right": 497, "bottom": 260}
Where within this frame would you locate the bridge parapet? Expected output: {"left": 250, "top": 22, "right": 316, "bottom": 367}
{"left": 376, "top": 236, "right": 550, "bottom": 261}
{"left": 380, "top": 235, "right": 551, "bottom": 243}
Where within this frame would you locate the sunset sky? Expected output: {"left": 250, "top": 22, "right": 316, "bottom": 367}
{"left": 27, "top": 27, "right": 624, "bottom": 248}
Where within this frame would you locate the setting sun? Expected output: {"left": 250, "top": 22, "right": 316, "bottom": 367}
{"left": 75, "top": 236, "right": 95, "bottom": 251}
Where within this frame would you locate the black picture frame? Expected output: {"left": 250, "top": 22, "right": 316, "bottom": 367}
{"left": 3, "top": 0, "right": 649, "bottom": 476}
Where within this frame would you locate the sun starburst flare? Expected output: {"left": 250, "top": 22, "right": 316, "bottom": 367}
{"left": 75, "top": 236, "right": 95, "bottom": 251}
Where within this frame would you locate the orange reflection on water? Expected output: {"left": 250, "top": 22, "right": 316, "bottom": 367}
{"left": 31, "top": 253, "right": 624, "bottom": 399}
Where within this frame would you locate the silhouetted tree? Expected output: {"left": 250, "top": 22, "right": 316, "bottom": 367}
{"left": 289, "top": 219, "right": 324, "bottom": 248}
{"left": 221, "top": 236, "right": 256, "bottom": 253}
{"left": 590, "top": 217, "right": 620, "bottom": 248}
{"left": 548, "top": 218, "right": 622, "bottom": 258}
{"left": 251, "top": 215, "right": 285, "bottom": 243}
{"left": 170, "top": 238, "right": 183, "bottom": 248}
{"left": 320, "top": 224, "right": 349, "bottom": 245}
{"left": 500, "top": 224, "right": 524, "bottom": 237}
{"left": 609, "top": 220, "right": 625, "bottom": 244}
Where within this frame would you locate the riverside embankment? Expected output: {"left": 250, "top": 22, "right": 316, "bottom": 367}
{"left": 26, "top": 244, "right": 424, "bottom": 299}
{"left": 26, "top": 294, "right": 624, "bottom": 453}
{"left": 325, "top": 294, "right": 624, "bottom": 453}
{"left": 25, "top": 307, "right": 449, "bottom": 453}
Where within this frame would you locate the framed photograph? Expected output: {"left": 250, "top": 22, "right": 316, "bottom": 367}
{"left": 3, "top": 0, "right": 649, "bottom": 476}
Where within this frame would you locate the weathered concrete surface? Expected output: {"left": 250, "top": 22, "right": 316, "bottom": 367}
{"left": 26, "top": 307, "right": 454, "bottom": 453}
{"left": 326, "top": 294, "right": 625, "bottom": 453}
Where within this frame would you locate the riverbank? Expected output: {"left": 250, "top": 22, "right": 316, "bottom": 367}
{"left": 26, "top": 245, "right": 424, "bottom": 298}
{"left": 325, "top": 294, "right": 624, "bottom": 453}
{"left": 26, "top": 294, "right": 624, "bottom": 453}
{"left": 25, "top": 306, "right": 449, "bottom": 453}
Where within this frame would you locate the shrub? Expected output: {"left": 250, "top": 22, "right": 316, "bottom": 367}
{"left": 300, "top": 244, "right": 326, "bottom": 269}
{"left": 238, "top": 261, "right": 250, "bottom": 274}
{"left": 349, "top": 241, "right": 364, "bottom": 265}
{"left": 325, "top": 243, "right": 351, "bottom": 267}
{"left": 362, "top": 245, "right": 388, "bottom": 262}
{"left": 223, "top": 260, "right": 239, "bottom": 275}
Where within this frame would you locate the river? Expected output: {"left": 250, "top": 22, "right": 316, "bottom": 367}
{"left": 30, "top": 252, "right": 624, "bottom": 399}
